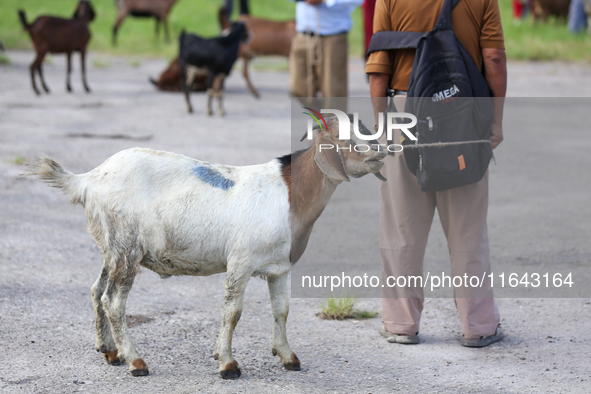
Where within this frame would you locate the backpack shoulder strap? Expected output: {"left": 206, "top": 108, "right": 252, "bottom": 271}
{"left": 366, "top": 31, "right": 424, "bottom": 56}
{"left": 366, "top": 0, "right": 462, "bottom": 57}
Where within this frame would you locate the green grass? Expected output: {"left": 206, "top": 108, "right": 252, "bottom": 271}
{"left": 0, "top": 0, "right": 588, "bottom": 61}
{"left": 0, "top": 0, "right": 365, "bottom": 58}
{"left": 498, "top": 0, "right": 591, "bottom": 62}
{"left": 318, "top": 297, "right": 378, "bottom": 320}
{"left": 5, "top": 156, "right": 26, "bottom": 165}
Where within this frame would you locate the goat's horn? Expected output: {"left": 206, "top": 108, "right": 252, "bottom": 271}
{"left": 374, "top": 172, "right": 387, "bottom": 182}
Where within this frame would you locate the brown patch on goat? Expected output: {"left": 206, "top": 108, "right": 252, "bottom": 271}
{"left": 282, "top": 162, "right": 291, "bottom": 205}
{"left": 220, "top": 360, "right": 241, "bottom": 380}
{"left": 131, "top": 359, "right": 149, "bottom": 376}
{"left": 103, "top": 350, "right": 121, "bottom": 365}
{"left": 150, "top": 57, "right": 206, "bottom": 92}
{"left": 283, "top": 352, "right": 301, "bottom": 371}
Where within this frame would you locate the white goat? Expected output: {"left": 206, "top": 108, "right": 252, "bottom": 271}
{"left": 28, "top": 117, "right": 385, "bottom": 379}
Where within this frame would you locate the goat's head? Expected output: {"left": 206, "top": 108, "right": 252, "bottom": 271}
{"left": 313, "top": 116, "right": 386, "bottom": 184}
{"left": 221, "top": 22, "right": 250, "bottom": 44}
{"left": 73, "top": 1, "right": 96, "bottom": 22}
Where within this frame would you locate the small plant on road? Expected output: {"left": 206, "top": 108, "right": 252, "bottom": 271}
{"left": 319, "top": 296, "right": 378, "bottom": 320}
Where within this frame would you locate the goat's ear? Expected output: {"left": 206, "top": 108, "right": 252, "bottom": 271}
{"left": 314, "top": 131, "right": 350, "bottom": 183}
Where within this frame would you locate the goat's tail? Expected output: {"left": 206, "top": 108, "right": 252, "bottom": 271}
{"left": 18, "top": 10, "right": 30, "bottom": 30}
{"left": 26, "top": 158, "right": 87, "bottom": 206}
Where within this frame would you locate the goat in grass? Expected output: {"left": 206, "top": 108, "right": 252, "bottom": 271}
{"left": 113, "top": 0, "right": 178, "bottom": 45}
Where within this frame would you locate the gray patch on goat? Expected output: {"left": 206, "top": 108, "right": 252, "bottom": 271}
{"left": 193, "top": 165, "right": 235, "bottom": 190}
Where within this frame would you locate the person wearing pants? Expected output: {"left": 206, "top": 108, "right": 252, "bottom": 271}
{"left": 366, "top": 0, "right": 507, "bottom": 347}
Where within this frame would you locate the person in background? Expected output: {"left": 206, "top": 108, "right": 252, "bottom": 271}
{"left": 289, "top": 0, "right": 363, "bottom": 107}
{"left": 225, "top": 0, "right": 250, "bottom": 18}
{"left": 568, "top": 0, "right": 588, "bottom": 34}
{"left": 363, "top": 0, "right": 377, "bottom": 58}
{"left": 513, "top": 0, "right": 530, "bottom": 22}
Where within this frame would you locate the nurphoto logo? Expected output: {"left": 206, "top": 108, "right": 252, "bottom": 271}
{"left": 302, "top": 108, "right": 418, "bottom": 153}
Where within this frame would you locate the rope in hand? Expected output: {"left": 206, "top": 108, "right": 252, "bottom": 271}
{"left": 400, "top": 140, "right": 492, "bottom": 148}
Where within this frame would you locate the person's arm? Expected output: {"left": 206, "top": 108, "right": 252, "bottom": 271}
{"left": 482, "top": 47, "right": 507, "bottom": 150}
{"left": 369, "top": 73, "right": 389, "bottom": 125}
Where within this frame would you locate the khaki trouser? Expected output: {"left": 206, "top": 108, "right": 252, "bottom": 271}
{"left": 289, "top": 32, "right": 348, "bottom": 103}
{"left": 379, "top": 96, "right": 500, "bottom": 339}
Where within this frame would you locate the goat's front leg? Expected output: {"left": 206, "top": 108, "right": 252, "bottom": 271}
{"left": 91, "top": 260, "right": 119, "bottom": 365}
{"left": 66, "top": 52, "right": 72, "bottom": 92}
{"left": 268, "top": 273, "right": 300, "bottom": 371}
{"left": 80, "top": 50, "right": 91, "bottom": 93}
{"left": 183, "top": 65, "right": 194, "bottom": 113}
{"left": 214, "top": 266, "right": 252, "bottom": 379}
{"left": 101, "top": 264, "right": 147, "bottom": 376}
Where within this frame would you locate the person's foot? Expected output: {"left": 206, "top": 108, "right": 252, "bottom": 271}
{"left": 460, "top": 326, "right": 504, "bottom": 348}
{"left": 379, "top": 325, "right": 420, "bottom": 344}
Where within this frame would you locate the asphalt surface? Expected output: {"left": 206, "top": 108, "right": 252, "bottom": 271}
{"left": 0, "top": 50, "right": 590, "bottom": 393}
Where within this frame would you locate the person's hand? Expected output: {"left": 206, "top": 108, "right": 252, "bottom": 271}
{"left": 490, "top": 122, "right": 503, "bottom": 149}
{"left": 306, "top": 0, "right": 323, "bottom": 5}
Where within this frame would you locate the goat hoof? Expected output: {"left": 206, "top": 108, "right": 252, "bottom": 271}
{"left": 130, "top": 359, "right": 149, "bottom": 376}
{"left": 103, "top": 350, "right": 122, "bottom": 365}
{"left": 67, "top": 85, "right": 72, "bottom": 93}
{"left": 283, "top": 353, "right": 301, "bottom": 371}
{"left": 85, "top": 87, "right": 91, "bottom": 93}
{"left": 220, "top": 361, "right": 241, "bottom": 380}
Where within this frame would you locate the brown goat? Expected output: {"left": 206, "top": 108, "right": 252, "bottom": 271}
{"left": 218, "top": 7, "right": 296, "bottom": 98}
{"left": 149, "top": 57, "right": 206, "bottom": 92}
{"left": 113, "top": 0, "right": 178, "bottom": 45}
{"left": 532, "top": 0, "right": 571, "bottom": 21}
{"left": 18, "top": 1, "right": 95, "bottom": 95}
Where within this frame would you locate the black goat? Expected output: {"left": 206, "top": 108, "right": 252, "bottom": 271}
{"left": 179, "top": 23, "right": 248, "bottom": 115}
{"left": 18, "top": 1, "right": 95, "bottom": 95}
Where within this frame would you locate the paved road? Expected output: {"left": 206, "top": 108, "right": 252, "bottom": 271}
{"left": 0, "top": 51, "right": 590, "bottom": 393}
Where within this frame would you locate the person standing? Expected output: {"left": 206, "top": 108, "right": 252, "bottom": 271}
{"left": 366, "top": 0, "right": 507, "bottom": 347}
{"left": 289, "top": 0, "right": 363, "bottom": 106}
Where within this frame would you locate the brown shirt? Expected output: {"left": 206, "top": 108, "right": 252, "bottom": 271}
{"left": 365, "top": 0, "right": 505, "bottom": 91}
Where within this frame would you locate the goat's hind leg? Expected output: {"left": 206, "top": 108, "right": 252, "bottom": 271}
{"left": 212, "top": 74, "right": 226, "bottom": 116}
{"left": 268, "top": 274, "right": 300, "bottom": 371}
{"left": 91, "top": 260, "right": 120, "bottom": 365}
{"left": 183, "top": 65, "right": 195, "bottom": 113}
{"left": 101, "top": 255, "right": 148, "bottom": 376}
{"left": 30, "top": 51, "right": 47, "bottom": 95}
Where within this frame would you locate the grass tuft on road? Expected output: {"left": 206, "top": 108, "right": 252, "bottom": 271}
{"left": 319, "top": 297, "right": 378, "bottom": 320}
